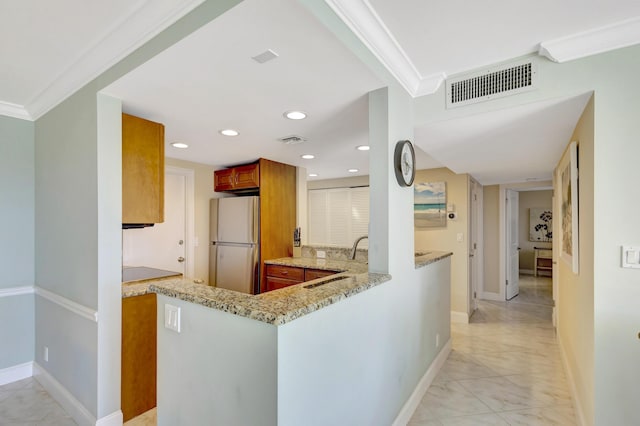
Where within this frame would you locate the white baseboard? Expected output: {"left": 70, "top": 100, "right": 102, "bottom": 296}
{"left": 481, "top": 291, "right": 504, "bottom": 301}
{"left": 557, "top": 335, "right": 586, "bottom": 426}
{"left": 0, "top": 361, "right": 33, "bottom": 386}
{"left": 33, "top": 362, "right": 97, "bottom": 426}
{"left": 519, "top": 269, "right": 534, "bottom": 275}
{"left": 450, "top": 311, "right": 469, "bottom": 323}
{"left": 96, "top": 410, "right": 123, "bottom": 426}
{"left": 392, "top": 339, "right": 452, "bottom": 426}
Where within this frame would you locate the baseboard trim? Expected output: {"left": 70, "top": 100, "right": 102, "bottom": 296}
{"left": 33, "top": 362, "right": 97, "bottom": 426}
{"left": 557, "top": 335, "right": 586, "bottom": 426}
{"left": 450, "top": 311, "right": 469, "bottom": 323}
{"left": 481, "top": 291, "right": 504, "bottom": 301}
{"left": 0, "top": 361, "right": 33, "bottom": 386}
{"left": 96, "top": 410, "right": 123, "bottom": 426}
{"left": 392, "top": 339, "right": 452, "bottom": 426}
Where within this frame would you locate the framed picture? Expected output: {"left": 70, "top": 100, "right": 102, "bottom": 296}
{"left": 558, "top": 141, "right": 579, "bottom": 273}
{"left": 529, "top": 208, "right": 552, "bottom": 242}
{"left": 414, "top": 182, "right": 447, "bottom": 228}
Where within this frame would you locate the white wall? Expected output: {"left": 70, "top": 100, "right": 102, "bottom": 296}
{"left": 0, "top": 115, "right": 34, "bottom": 371}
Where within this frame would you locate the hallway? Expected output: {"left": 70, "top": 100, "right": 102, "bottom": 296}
{"left": 409, "top": 275, "right": 576, "bottom": 425}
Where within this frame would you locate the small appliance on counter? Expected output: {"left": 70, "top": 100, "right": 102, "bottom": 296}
{"left": 209, "top": 197, "right": 260, "bottom": 294}
{"left": 293, "top": 227, "right": 301, "bottom": 258}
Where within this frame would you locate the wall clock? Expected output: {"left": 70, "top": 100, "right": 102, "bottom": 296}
{"left": 394, "top": 140, "right": 416, "bottom": 187}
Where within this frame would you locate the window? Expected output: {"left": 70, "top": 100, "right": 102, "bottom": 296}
{"left": 308, "top": 187, "right": 369, "bottom": 247}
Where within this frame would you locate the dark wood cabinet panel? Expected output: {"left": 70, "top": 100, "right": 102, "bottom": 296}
{"left": 213, "top": 163, "right": 260, "bottom": 192}
{"left": 122, "top": 113, "right": 164, "bottom": 224}
{"left": 213, "top": 168, "right": 235, "bottom": 191}
{"left": 265, "top": 276, "right": 301, "bottom": 292}
{"left": 305, "top": 268, "right": 338, "bottom": 281}
{"left": 122, "top": 293, "right": 156, "bottom": 422}
{"left": 266, "top": 264, "right": 305, "bottom": 281}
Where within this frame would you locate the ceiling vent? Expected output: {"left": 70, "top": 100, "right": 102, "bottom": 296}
{"left": 278, "top": 135, "right": 308, "bottom": 145}
{"left": 252, "top": 49, "right": 279, "bottom": 64}
{"left": 446, "top": 59, "right": 537, "bottom": 108}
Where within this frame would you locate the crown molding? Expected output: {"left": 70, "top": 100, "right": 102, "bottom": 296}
{"left": 539, "top": 16, "right": 640, "bottom": 63}
{"left": 12, "top": 0, "right": 206, "bottom": 121}
{"left": 325, "top": 0, "right": 442, "bottom": 97}
{"left": 0, "top": 101, "right": 32, "bottom": 121}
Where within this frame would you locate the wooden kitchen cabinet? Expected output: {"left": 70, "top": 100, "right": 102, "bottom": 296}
{"left": 305, "top": 268, "right": 337, "bottom": 281}
{"left": 122, "top": 293, "right": 156, "bottom": 422}
{"left": 264, "top": 264, "right": 339, "bottom": 292}
{"left": 122, "top": 113, "right": 164, "bottom": 224}
{"left": 214, "top": 163, "right": 260, "bottom": 192}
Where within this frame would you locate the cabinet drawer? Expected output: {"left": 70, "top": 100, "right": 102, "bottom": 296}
{"left": 265, "top": 276, "right": 300, "bottom": 292}
{"left": 266, "top": 264, "right": 305, "bottom": 281}
{"left": 305, "top": 268, "right": 338, "bottom": 281}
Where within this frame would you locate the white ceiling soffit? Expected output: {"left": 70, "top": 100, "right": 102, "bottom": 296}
{"left": 539, "top": 16, "right": 640, "bottom": 62}
{"left": 414, "top": 93, "right": 592, "bottom": 185}
{"left": 323, "top": 0, "right": 445, "bottom": 97}
{"left": 326, "top": 0, "right": 640, "bottom": 98}
{"left": 0, "top": 0, "right": 206, "bottom": 121}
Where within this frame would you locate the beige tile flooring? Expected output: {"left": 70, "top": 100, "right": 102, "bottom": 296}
{"left": 1, "top": 275, "right": 571, "bottom": 426}
{"left": 409, "top": 275, "right": 576, "bottom": 425}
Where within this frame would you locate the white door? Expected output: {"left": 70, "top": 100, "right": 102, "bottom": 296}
{"left": 506, "top": 189, "right": 519, "bottom": 300}
{"left": 122, "top": 172, "right": 186, "bottom": 273}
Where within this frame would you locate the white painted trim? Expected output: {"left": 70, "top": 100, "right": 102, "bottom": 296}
{"left": 481, "top": 291, "right": 504, "bottom": 302}
{"left": 166, "top": 166, "right": 196, "bottom": 279}
{"left": 0, "top": 101, "right": 32, "bottom": 120}
{"left": 35, "top": 287, "right": 98, "bottom": 322}
{"left": 0, "top": 362, "right": 33, "bottom": 386}
{"left": 0, "top": 286, "right": 34, "bottom": 298}
{"left": 19, "top": 0, "right": 206, "bottom": 120}
{"left": 450, "top": 311, "right": 469, "bottom": 324}
{"left": 539, "top": 16, "right": 640, "bottom": 64}
{"left": 324, "top": 0, "right": 445, "bottom": 97}
{"left": 96, "top": 410, "right": 124, "bottom": 426}
{"left": 557, "top": 336, "right": 586, "bottom": 426}
{"left": 392, "top": 339, "right": 452, "bottom": 426}
{"left": 33, "top": 362, "right": 96, "bottom": 426}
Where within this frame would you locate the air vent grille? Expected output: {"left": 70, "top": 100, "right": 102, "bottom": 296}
{"left": 446, "top": 60, "right": 537, "bottom": 108}
{"left": 278, "top": 135, "right": 307, "bottom": 145}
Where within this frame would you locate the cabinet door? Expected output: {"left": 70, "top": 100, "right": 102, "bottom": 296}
{"left": 214, "top": 168, "right": 235, "bottom": 192}
{"left": 122, "top": 293, "right": 157, "bottom": 421}
{"left": 265, "top": 276, "right": 299, "bottom": 292}
{"left": 305, "top": 268, "right": 337, "bottom": 281}
{"left": 234, "top": 163, "right": 260, "bottom": 189}
{"left": 266, "top": 264, "right": 305, "bottom": 281}
{"left": 122, "top": 113, "right": 164, "bottom": 224}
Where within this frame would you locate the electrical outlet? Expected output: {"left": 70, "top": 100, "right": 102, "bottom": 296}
{"left": 164, "top": 304, "right": 181, "bottom": 333}
{"left": 435, "top": 334, "right": 440, "bottom": 348}
{"left": 44, "top": 346, "right": 49, "bottom": 362}
{"left": 316, "top": 250, "right": 326, "bottom": 259}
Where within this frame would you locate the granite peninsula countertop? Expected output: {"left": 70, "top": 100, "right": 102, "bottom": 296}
{"left": 414, "top": 251, "right": 453, "bottom": 269}
{"left": 122, "top": 251, "right": 451, "bottom": 325}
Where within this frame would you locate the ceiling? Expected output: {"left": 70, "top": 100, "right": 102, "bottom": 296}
{"left": 3, "top": 0, "right": 640, "bottom": 183}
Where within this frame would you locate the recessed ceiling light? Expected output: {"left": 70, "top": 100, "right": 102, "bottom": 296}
{"left": 219, "top": 129, "right": 239, "bottom": 136}
{"left": 301, "top": 154, "right": 315, "bottom": 159}
{"left": 348, "top": 168, "right": 359, "bottom": 173}
{"left": 308, "top": 173, "right": 318, "bottom": 177}
{"left": 171, "top": 142, "right": 188, "bottom": 149}
{"left": 356, "top": 145, "right": 370, "bottom": 151}
{"left": 284, "top": 111, "right": 307, "bottom": 120}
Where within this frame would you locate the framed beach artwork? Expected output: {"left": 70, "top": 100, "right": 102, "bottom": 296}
{"left": 558, "top": 141, "right": 579, "bottom": 273}
{"left": 414, "top": 182, "right": 447, "bottom": 228}
{"left": 529, "top": 208, "right": 552, "bottom": 242}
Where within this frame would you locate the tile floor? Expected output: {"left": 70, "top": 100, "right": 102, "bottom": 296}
{"left": 1, "top": 275, "right": 571, "bottom": 426}
{"left": 409, "top": 275, "right": 576, "bottom": 425}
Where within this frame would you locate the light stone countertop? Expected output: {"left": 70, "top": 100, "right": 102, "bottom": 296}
{"left": 414, "top": 251, "right": 453, "bottom": 269}
{"left": 122, "top": 251, "right": 451, "bottom": 325}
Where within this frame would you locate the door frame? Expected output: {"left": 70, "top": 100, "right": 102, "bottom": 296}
{"left": 166, "top": 166, "right": 195, "bottom": 279}
{"left": 497, "top": 182, "right": 553, "bottom": 301}
{"left": 468, "top": 177, "right": 483, "bottom": 314}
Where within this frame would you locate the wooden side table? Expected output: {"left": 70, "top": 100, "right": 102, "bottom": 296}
{"left": 534, "top": 247, "right": 553, "bottom": 277}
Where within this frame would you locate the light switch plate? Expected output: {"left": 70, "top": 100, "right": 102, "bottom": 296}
{"left": 164, "top": 304, "right": 181, "bottom": 332}
{"left": 621, "top": 246, "right": 640, "bottom": 269}
{"left": 316, "top": 250, "right": 326, "bottom": 259}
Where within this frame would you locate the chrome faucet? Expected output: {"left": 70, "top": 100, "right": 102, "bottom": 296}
{"left": 350, "top": 235, "right": 368, "bottom": 260}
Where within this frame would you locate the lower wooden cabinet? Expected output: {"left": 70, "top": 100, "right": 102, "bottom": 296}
{"left": 122, "top": 293, "right": 156, "bottom": 422}
{"left": 264, "top": 264, "right": 339, "bottom": 292}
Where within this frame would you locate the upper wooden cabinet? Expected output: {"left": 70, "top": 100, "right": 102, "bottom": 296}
{"left": 122, "top": 113, "right": 164, "bottom": 224}
{"left": 214, "top": 163, "right": 260, "bottom": 192}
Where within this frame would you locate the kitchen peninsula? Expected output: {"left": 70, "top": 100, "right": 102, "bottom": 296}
{"left": 134, "top": 250, "right": 452, "bottom": 425}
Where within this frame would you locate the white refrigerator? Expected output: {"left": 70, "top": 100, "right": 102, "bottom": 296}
{"left": 209, "top": 197, "right": 260, "bottom": 294}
